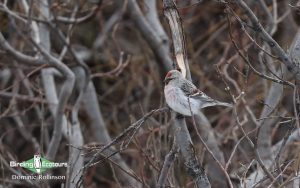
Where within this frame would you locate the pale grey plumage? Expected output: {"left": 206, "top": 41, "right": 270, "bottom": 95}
{"left": 164, "top": 70, "right": 232, "bottom": 116}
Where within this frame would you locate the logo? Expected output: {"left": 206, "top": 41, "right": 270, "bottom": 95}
{"left": 10, "top": 154, "right": 67, "bottom": 174}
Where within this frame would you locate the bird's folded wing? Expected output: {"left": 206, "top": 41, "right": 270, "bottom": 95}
{"left": 180, "top": 80, "right": 199, "bottom": 96}
{"left": 189, "top": 91, "right": 216, "bottom": 103}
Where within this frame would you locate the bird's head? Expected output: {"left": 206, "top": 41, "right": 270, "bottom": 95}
{"left": 164, "top": 70, "right": 183, "bottom": 84}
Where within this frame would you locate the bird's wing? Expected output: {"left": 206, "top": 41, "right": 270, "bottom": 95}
{"left": 180, "top": 80, "right": 213, "bottom": 100}
{"left": 189, "top": 90, "right": 216, "bottom": 103}
{"left": 180, "top": 79, "right": 199, "bottom": 96}
{"left": 180, "top": 79, "right": 217, "bottom": 103}
{"left": 180, "top": 79, "right": 232, "bottom": 108}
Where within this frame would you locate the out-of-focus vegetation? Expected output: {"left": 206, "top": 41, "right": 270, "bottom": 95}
{"left": 1, "top": 0, "right": 300, "bottom": 187}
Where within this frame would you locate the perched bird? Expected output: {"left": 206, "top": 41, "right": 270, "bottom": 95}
{"left": 164, "top": 70, "right": 232, "bottom": 116}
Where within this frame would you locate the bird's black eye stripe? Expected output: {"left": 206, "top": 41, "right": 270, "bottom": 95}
{"left": 164, "top": 77, "right": 173, "bottom": 84}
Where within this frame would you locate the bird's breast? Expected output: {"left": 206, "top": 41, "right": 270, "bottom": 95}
{"left": 164, "top": 85, "right": 178, "bottom": 101}
{"left": 164, "top": 85, "right": 198, "bottom": 116}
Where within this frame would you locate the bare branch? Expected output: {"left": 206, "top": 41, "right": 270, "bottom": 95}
{"left": 127, "top": 0, "right": 173, "bottom": 70}
{"left": 163, "top": 0, "right": 190, "bottom": 79}
{"left": 234, "top": 0, "right": 300, "bottom": 82}
{"left": 157, "top": 139, "right": 178, "bottom": 188}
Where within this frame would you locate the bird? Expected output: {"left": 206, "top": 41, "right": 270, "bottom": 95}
{"left": 164, "top": 70, "right": 232, "bottom": 116}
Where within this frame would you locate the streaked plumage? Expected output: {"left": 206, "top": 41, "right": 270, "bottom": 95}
{"left": 164, "top": 70, "right": 232, "bottom": 116}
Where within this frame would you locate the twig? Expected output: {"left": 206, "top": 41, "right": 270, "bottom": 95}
{"left": 187, "top": 96, "right": 234, "bottom": 188}
{"left": 233, "top": 0, "right": 300, "bottom": 82}
{"left": 73, "top": 108, "right": 168, "bottom": 185}
{"left": 92, "top": 52, "right": 131, "bottom": 78}
{"left": 225, "top": 9, "right": 294, "bottom": 88}
{"left": 157, "top": 138, "right": 178, "bottom": 188}
{"left": 233, "top": 107, "right": 278, "bottom": 186}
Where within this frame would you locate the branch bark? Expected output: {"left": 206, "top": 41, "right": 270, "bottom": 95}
{"left": 163, "top": 0, "right": 211, "bottom": 187}
{"left": 157, "top": 139, "right": 178, "bottom": 188}
{"left": 174, "top": 116, "right": 211, "bottom": 188}
{"left": 163, "top": 0, "right": 191, "bottom": 79}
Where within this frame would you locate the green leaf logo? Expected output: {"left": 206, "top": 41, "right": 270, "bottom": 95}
{"left": 23, "top": 155, "right": 55, "bottom": 174}
{"left": 10, "top": 154, "right": 67, "bottom": 174}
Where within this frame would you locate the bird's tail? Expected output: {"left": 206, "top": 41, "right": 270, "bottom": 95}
{"left": 215, "top": 101, "right": 233, "bottom": 108}
{"left": 199, "top": 99, "right": 233, "bottom": 109}
{"left": 200, "top": 100, "right": 233, "bottom": 109}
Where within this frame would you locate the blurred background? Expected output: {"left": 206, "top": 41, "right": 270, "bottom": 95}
{"left": 0, "top": 0, "right": 300, "bottom": 187}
